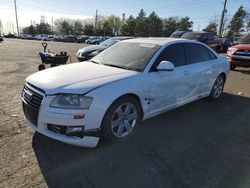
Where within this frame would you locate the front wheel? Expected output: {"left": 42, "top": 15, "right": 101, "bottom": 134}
{"left": 209, "top": 74, "right": 225, "bottom": 99}
{"left": 101, "top": 96, "right": 141, "bottom": 141}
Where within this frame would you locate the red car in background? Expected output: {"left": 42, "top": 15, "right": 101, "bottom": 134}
{"left": 227, "top": 35, "right": 250, "bottom": 70}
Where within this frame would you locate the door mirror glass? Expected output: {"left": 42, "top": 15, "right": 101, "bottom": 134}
{"left": 156, "top": 61, "right": 175, "bottom": 71}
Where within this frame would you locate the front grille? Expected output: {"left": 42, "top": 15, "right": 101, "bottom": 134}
{"left": 22, "top": 85, "right": 43, "bottom": 126}
{"left": 234, "top": 50, "right": 250, "bottom": 57}
{"left": 22, "top": 85, "right": 43, "bottom": 110}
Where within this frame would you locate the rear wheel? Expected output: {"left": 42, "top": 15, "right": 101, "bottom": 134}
{"left": 209, "top": 74, "right": 225, "bottom": 99}
{"left": 102, "top": 96, "right": 141, "bottom": 141}
{"left": 38, "top": 64, "right": 45, "bottom": 71}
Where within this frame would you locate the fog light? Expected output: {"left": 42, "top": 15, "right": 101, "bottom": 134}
{"left": 66, "top": 126, "right": 84, "bottom": 134}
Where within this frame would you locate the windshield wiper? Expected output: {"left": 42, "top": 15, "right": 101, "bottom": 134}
{"left": 103, "top": 63, "right": 129, "bottom": 70}
{"left": 89, "top": 60, "right": 102, "bottom": 64}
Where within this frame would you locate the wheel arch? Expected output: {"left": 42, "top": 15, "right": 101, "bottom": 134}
{"left": 109, "top": 93, "right": 144, "bottom": 121}
{"left": 219, "top": 72, "right": 227, "bottom": 81}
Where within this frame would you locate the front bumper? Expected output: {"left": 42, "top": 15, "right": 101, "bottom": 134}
{"left": 22, "top": 84, "right": 101, "bottom": 148}
{"left": 228, "top": 55, "right": 250, "bottom": 67}
{"left": 26, "top": 118, "right": 100, "bottom": 147}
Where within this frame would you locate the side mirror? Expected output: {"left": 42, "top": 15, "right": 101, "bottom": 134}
{"left": 156, "top": 61, "right": 175, "bottom": 71}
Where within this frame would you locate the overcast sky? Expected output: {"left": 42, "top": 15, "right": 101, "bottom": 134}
{"left": 0, "top": 0, "right": 249, "bottom": 34}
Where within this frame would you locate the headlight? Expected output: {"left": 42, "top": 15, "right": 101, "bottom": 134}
{"left": 50, "top": 94, "right": 93, "bottom": 109}
{"left": 227, "top": 47, "right": 236, "bottom": 53}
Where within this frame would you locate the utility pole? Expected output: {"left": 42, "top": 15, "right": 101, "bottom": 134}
{"left": 218, "top": 0, "right": 227, "bottom": 37}
{"left": 95, "top": 9, "right": 98, "bottom": 28}
{"left": 14, "top": 0, "right": 19, "bottom": 35}
{"left": 51, "top": 17, "right": 54, "bottom": 32}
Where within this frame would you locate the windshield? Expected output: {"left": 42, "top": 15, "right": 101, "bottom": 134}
{"left": 100, "top": 38, "right": 118, "bottom": 46}
{"left": 92, "top": 42, "right": 160, "bottom": 72}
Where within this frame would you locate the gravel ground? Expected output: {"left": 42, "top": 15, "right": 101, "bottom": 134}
{"left": 0, "top": 38, "right": 250, "bottom": 188}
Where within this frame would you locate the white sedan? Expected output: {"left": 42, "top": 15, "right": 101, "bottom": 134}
{"left": 22, "top": 38, "right": 229, "bottom": 147}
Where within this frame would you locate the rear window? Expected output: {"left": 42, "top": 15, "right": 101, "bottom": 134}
{"left": 181, "top": 32, "right": 202, "bottom": 40}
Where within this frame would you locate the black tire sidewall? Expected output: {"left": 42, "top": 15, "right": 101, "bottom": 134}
{"left": 230, "top": 65, "right": 236, "bottom": 70}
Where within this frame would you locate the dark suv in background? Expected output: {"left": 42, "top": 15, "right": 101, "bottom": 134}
{"left": 170, "top": 31, "right": 189, "bottom": 38}
{"left": 181, "top": 32, "right": 222, "bottom": 52}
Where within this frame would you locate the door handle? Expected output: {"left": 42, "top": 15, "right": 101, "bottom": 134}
{"left": 183, "top": 70, "right": 189, "bottom": 75}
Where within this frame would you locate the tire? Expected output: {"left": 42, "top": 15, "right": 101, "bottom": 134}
{"left": 209, "top": 74, "right": 225, "bottom": 100}
{"left": 230, "top": 65, "right": 236, "bottom": 71}
{"left": 38, "top": 64, "right": 46, "bottom": 71}
{"left": 101, "top": 96, "right": 142, "bottom": 141}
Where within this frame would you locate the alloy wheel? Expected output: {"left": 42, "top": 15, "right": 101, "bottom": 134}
{"left": 111, "top": 102, "right": 138, "bottom": 138}
{"left": 213, "top": 76, "right": 224, "bottom": 98}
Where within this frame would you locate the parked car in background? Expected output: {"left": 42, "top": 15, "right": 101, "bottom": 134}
{"left": 91, "top": 37, "right": 109, "bottom": 45}
{"left": 85, "top": 36, "right": 98, "bottom": 44}
{"left": 4, "top": 33, "right": 17, "bottom": 38}
{"left": 43, "top": 35, "right": 56, "bottom": 41}
{"left": 22, "top": 38, "right": 229, "bottom": 147}
{"left": 76, "top": 36, "right": 133, "bottom": 61}
{"left": 181, "top": 32, "right": 222, "bottom": 52}
{"left": 170, "top": 31, "right": 189, "bottom": 38}
{"left": 34, "top": 34, "right": 47, "bottom": 40}
{"left": 227, "top": 35, "right": 250, "bottom": 70}
{"left": 215, "top": 38, "right": 233, "bottom": 53}
{"left": 54, "top": 36, "right": 77, "bottom": 43}
{"left": 77, "top": 36, "right": 89, "bottom": 43}
{"left": 0, "top": 36, "right": 3, "bottom": 42}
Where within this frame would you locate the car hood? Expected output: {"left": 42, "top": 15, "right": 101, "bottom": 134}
{"left": 78, "top": 45, "right": 107, "bottom": 53}
{"left": 233, "top": 44, "right": 250, "bottom": 50}
{"left": 26, "top": 62, "right": 138, "bottom": 95}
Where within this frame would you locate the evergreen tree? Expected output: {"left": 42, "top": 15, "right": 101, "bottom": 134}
{"left": 22, "top": 25, "right": 36, "bottom": 35}
{"left": 83, "top": 24, "right": 95, "bottom": 36}
{"left": 162, "top": 17, "right": 178, "bottom": 37}
{"left": 120, "top": 15, "right": 136, "bottom": 36}
{"left": 177, "top": 17, "right": 193, "bottom": 31}
{"left": 203, "top": 22, "right": 218, "bottom": 35}
{"left": 227, "top": 6, "right": 247, "bottom": 37}
{"left": 135, "top": 9, "right": 148, "bottom": 37}
{"left": 148, "top": 11, "right": 163, "bottom": 37}
{"left": 35, "top": 23, "right": 52, "bottom": 34}
{"left": 73, "top": 21, "right": 83, "bottom": 35}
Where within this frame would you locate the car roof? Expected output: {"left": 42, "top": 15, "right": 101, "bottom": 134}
{"left": 120, "top": 37, "right": 188, "bottom": 46}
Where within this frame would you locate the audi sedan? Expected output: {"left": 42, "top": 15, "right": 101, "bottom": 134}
{"left": 22, "top": 38, "right": 229, "bottom": 148}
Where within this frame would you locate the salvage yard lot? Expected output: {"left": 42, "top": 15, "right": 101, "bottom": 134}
{"left": 0, "top": 38, "right": 250, "bottom": 188}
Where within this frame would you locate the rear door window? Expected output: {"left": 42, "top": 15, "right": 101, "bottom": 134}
{"left": 185, "top": 43, "right": 217, "bottom": 64}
